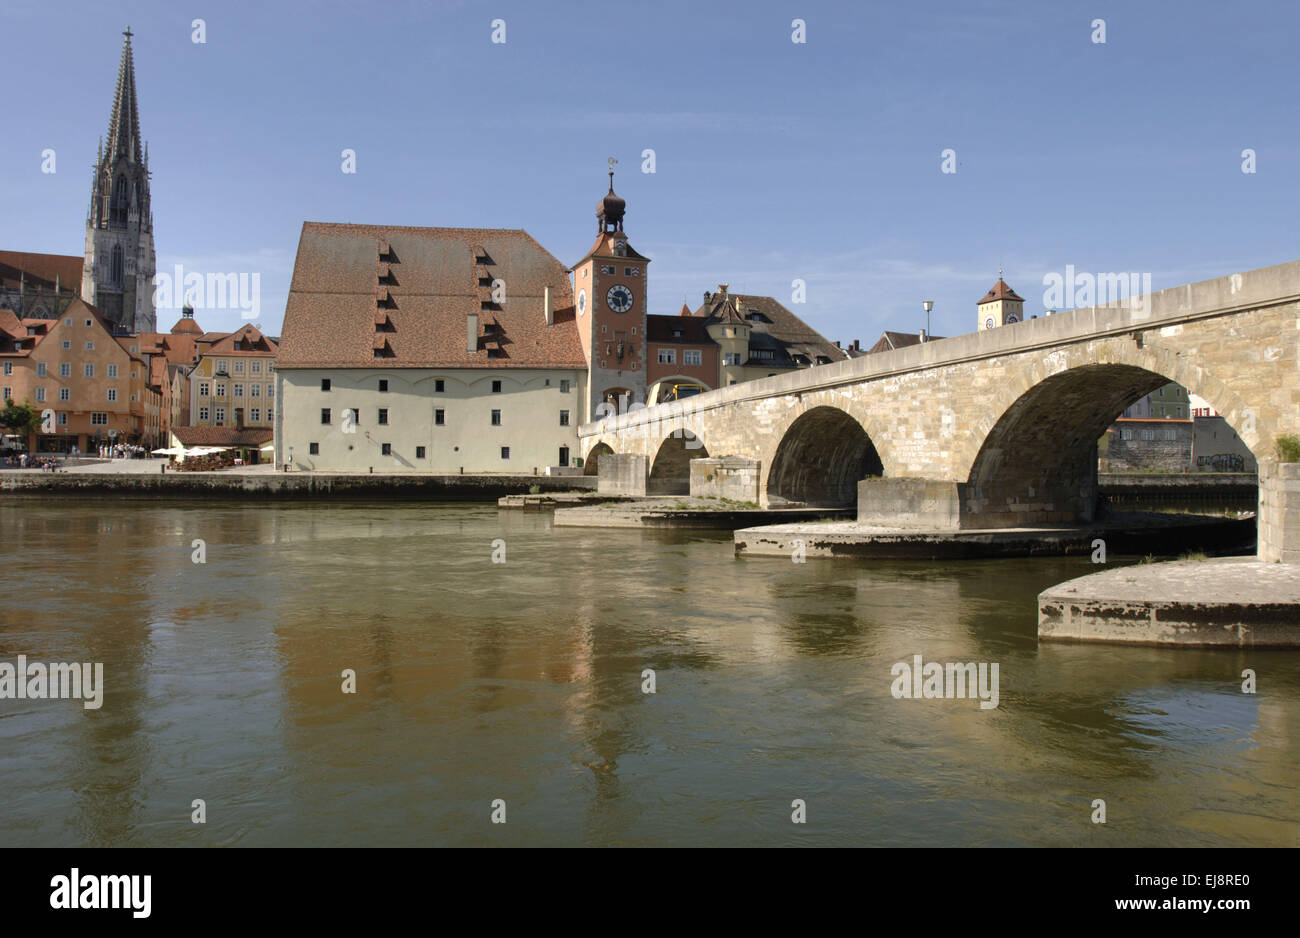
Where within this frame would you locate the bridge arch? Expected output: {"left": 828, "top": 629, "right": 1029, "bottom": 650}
{"left": 648, "top": 431, "right": 710, "bottom": 494}
{"left": 766, "top": 405, "right": 883, "bottom": 507}
{"left": 583, "top": 440, "right": 615, "bottom": 476}
{"left": 959, "top": 347, "right": 1267, "bottom": 527}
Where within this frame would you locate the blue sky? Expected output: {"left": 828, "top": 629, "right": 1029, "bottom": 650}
{"left": 2, "top": 0, "right": 1296, "bottom": 342}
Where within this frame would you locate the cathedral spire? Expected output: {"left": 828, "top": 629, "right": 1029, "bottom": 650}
{"left": 83, "top": 27, "right": 157, "bottom": 334}
{"left": 105, "top": 27, "right": 142, "bottom": 164}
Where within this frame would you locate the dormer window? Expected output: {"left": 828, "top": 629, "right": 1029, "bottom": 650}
{"left": 613, "top": 240, "right": 626, "bottom": 257}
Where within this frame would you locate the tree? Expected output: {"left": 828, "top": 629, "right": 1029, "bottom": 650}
{"left": 0, "top": 398, "right": 41, "bottom": 439}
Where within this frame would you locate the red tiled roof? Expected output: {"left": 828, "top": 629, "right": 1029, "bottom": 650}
{"left": 173, "top": 426, "right": 273, "bottom": 447}
{"left": 0, "top": 250, "right": 84, "bottom": 289}
{"left": 170, "top": 313, "right": 204, "bottom": 335}
{"left": 279, "top": 222, "right": 585, "bottom": 369}
{"left": 203, "top": 323, "right": 278, "bottom": 356}
{"left": 572, "top": 231, "right": 650, "bottom": 268}
{"left": 679, "top": 303, "right": 692, "bottom": 317}
{"left": 979, "top": 278, "right": 1023, "bottom": 304}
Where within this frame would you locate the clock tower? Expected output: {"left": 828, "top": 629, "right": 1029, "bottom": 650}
{"left": 977, "top": 270, "right": 1024, "bottom": 331}
{"left": 572, "top": 160, "right": 649, "bottom": 421}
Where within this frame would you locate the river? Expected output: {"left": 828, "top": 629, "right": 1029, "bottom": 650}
{"left": 1, "top": 498, "right": 1296, "bottom": 846}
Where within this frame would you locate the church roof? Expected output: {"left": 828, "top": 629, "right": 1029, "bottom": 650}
{"left": 0, "top": 251, "right": 84, "bottom": 290}
{"left": 279, "top": 222, "right": 586, "bottom": 369}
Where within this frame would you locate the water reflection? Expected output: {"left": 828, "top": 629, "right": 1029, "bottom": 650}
{"left": 0, "top": 498, "right": 1296, "bottom": 847}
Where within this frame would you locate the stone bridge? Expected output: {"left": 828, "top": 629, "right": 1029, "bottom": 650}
{"left": 579, "top": 259, "right": 1300, "bottom": 562}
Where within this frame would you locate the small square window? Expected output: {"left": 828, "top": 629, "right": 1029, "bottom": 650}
{"left": 435, "top": 409, "right": 445, "bottom": 426}
{"left": 84, "top": 319, "right": 91, "bottom": 327}
{"left": 492, "top": 380, "right": 502, "bottom": 393}
{"left": 491, "top": 409, "right": 501, "bottom": 426}
{"left": 560, "top": 410, "right": 570, "bottom": 426}
{"left": 560, "top": 380, "right": 570, "bottom": 393}
{"left": 435, "top": 379, "right": 445, "bottom": 392}
{"left": 321, "top": 378, "right": 331, "bottom": 391}
{"left": 378, "top": 408, "right": 389, "bottom": 425}
{"left": 321, "top": 408, "right": 331, "bottom": 425}
{"left": 61, "top": 341, "right": 70, "bottom": 350}
{"left": 381, "top": 443, "right": 392, "bottom": 456}
{"left": 309, "top": 442, "right": 319, "bottom": 455}
{"left": 416, "top": 446, "right": 426, "bottom": 459}
{"left": 379, "top": 379, "right": 388, "bottom": 392}
{"left": 85, "top": 341, "right": 94, "bottom": 350}
{"left": 500, "top": 446, "right": 510, "bottom": 459}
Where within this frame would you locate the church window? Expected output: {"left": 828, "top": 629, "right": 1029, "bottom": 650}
{"left": 111, "top": 175, "right": 129, "bottom": 225}
{"left": 110, "top": 245, "right": 124, "bottom": 286}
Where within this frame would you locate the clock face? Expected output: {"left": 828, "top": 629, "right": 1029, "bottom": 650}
{"left": 606, "top": 284, "right": 634, "bottom": 313}
{"left": 984, "top": 317, "right": 995, "bottom": 330}
{"left": 577, "top": 289, "right": 587, "bottom": 317}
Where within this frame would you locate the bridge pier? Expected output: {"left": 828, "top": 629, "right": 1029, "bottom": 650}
{"left": 1258, "top": 462, "right": 1300, "bottom": 563}
{"left": 858, "top": 478, "right": 961, "bottom": 529}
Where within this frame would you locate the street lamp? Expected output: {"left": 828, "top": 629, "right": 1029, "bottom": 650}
{"left": 922, "top": 300, "right": 934, "bottom": 340}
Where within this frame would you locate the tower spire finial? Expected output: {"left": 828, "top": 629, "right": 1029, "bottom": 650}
{"left": 124, "top": 25, "right": 132, "bottom": 40}
{"left": 607, "top": 156, "right": 618, "bottom": 191}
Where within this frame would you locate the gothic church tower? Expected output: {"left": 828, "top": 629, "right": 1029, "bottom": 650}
{"left": 82, "top": 27, "right": 157, "bottom": 333}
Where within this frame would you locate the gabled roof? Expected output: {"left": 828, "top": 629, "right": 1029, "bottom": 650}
{"left": 867, "top": 330, "right": 947, "bottom": 354}
{"left": 203, "top": 323, "right": 278, "bottom": 356}
{"left": 279, "top": 222, "right": 585, "bottom": 369}
{"left": 692, "top": 291, "right": 842, "bottom": 364}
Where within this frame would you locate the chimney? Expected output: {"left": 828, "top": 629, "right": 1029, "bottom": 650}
{"left": 544, "top": 286, "right": 553, "bottom": 326}
{"left": 852, "top": 339, "right": 860, "bottom": 351}
{"left": 467, "top": 313, "right": 478, "bottom": 354}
